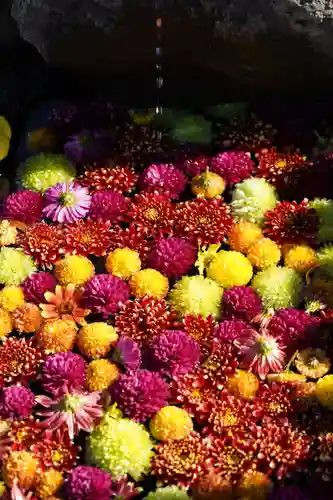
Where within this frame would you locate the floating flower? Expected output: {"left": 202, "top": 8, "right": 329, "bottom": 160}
{"left": 145, "top": 486, "right": 191, "bottom": 499}
{"left": 235, "top": 329, "right": 286, "bottom": 379}
{"left": 40, "top": 284, "right": 89, "bottom": 325}
{"left": 309, "top": 197, "right": 333, "bottom": 242}
{"left": 0, "top": 247, "right": 35, "bottom": 286}
{"left": 147, "top": 237, "right": 196, "bottom": 278}
{"left": 251, "top": 266, "right": 302, "bottom": 310}
{"left": 0, "top": 385, "right": 35, "bottom": 420}
{"left": 191, "top": 471, "right": 233, "bottom": 500}
{"left": 236, "top": 470, "right": 272, "bottom": 500}
{"left": 0, "top": 220, "right": 17, "bottom": 246}
{"left": 17, "top": 222, "right": 65, "bottom": 268}
{"left": 36, "top": 468, "right": 64, "bottom": 498}
{"left": 206, "top": 250, "right": 253, "bottom": 288}
{"left": 54, "top": 255, "right": 94, "bottom": 287}
{"left": 41, "top": 352, "right": 87, "bottom": 396}
{"left": 77, "top": 322, "right": 118, "bottom": 359}
{"left": 80, "top": 274, "right": 130, "bottom": 317}
{"left": 295, "top": 348, "right": 330, "bottom": 379}
{"left": 149, "top": 406, "right": 193, "bottom": 442}
{"left": 284, "top": 244, "right": 317, "bottom": 273}
{"left": 86, "top": 359, "right": 120, "bottom": 391}
{"left": 226, "top": 369, "right": 260, "bottom": 400}
{"left": 18, "top": 153, "right": 76, "bottom": 193}
{"left": 139, "top": 163, "right": 187, "bottom": 199}
{"left": 64, "top": 465, "right": 112, "bottom": 500}
{"left": 174, "top": 198, "right": 234, "bottom": 246}
{"left": 267, "top": 308, "right": 314, "bottom": 347}
{"left": 31, "top": 432, "right": 80, "bottom": 471}
{"left": 315, "top": 375, "right": 333, "bottom": 409}
{"left": 214, "top": 319, "right": 251, "bottom": 343}
{"left": 255, "top": 383, "right": 293, "bottom": 421}
{"left": 247, "top": 238, "right": 281, "bottom": 270}
{"left": 89, "top": 189, "right": 128, "bottom": 222}
{"left": 228, "top": 220, "right": 263, "bottom": 254}
{"left": 128, "top": 193, "right": 174, "bottom": 236}
{"left": 210, "top": 151, "right": 254, "bottom": 185}
{"left": 191, "top": 171, "right": 226, "bottom": 199}
{"left": 256, "top": 148, "right": 307, "bottom": 188}
{"left": 63, "top": 219, "right": 111, "bottom": 257}
{"left": 0, "top": 286, "right": 25, "bottom": 312}
{"left": 115, "top": 297, "right": 175, "bottom": 344}
{"left": 145, "top": 330, "right": 200, "bottom": 377}
{"left": 0, "top": 338, "right": 43, "bottom": 383}
{"left": 181, "top": 314, "right": 216, "bottom": 356}
{"left": 108, "top": 224, "right": 153, "bottom": 263}
{"left": 231, "top": 177, "right": 278, "bottom": 224}
{"left": 112, "top": 337, "right": 142, "bottom": 371}
{"left": 79, "top": 165, "right": 138, "bottom": 193}
{"left": 130, "top": 269, "right": 169, "bottom": 299}
{"left": 22, "top": 272, "right": 57, "bottom": 304}
{"left": 37, "top": 319, "right": 78, "bottom": 354}
{"left": 2, "top": 190, "right": 43, "bottom": 224}
{"left": 222, "top": 286, "right": 262, "bottom": 322}
{"left": 12, "top": 303, "right": 42, "bottom": 333}
{"left": 43, "top": 182, "right": 91, "bottom": 223}
{"left": 36, "top": 390, "right": 103, "bottom": 439}
{"left": 183, "top": 156, "right": 210, "bottom": 177}
{"left": 110, "top": 370, "right": 169, "bottom": 422}
{"left": 105, "top": 248, "right": 141, "bottom": 279}
{"left": 2, "top": 449, "right": 38, "bottom": 491}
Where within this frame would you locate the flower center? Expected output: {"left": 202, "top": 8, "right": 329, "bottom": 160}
{"left": 59, "top": 192, "right": 77, "bottom": 207}
{"left": 221, "top": 409, "right": 238, "bottom": 427}
{"left": 51, "top": 450, "right": 64, "bottom": 465}
{"left": 275, "top": 159, "right": 287, "bottom": 170}
{"left": 308, "top": 356, "right": 320, "bottom": 368}
{"left": 257, "top": 337, "right": 273, "bottom": 355}
{"left": 63, "top": 394, "right": 82, "bottom": 412}
{"left": 144, "top": 207, "right": 159, "bottom": 220}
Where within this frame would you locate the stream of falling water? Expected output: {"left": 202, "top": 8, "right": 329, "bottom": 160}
{"left": 155, "top": 6, "right": 164, "bottom": 127}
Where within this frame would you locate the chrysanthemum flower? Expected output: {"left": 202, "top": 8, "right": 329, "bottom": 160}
{"left": 0, "top": 220, "right": 17, "bottom": 246}
{"left": 22, "top": 272, "right": 57, "bottom": 304}
{"left": 110, "top": 369, "right": 169, "bottom": 422}
{"left": 86, "top": 359, "right": 120, "bottom": 391}
{"left": 0, "top": 286, "right": 24, "bottom": 312}
{"left": 12, "top": 303, "right": 42, "bottom": 333}
{"left": 263, "top": 200, "right": 319, "bottom": 245}
{"left": 35, "top": 468, "right": 64, "bottom": 498}
{"left": 251, "top": 266, "right": 302, "bottom": 310}
{"left": 31, "top": 431, "right": 80, "bottom": 472}
{"left": 228, "top": 219, "right": 263, "bottom": 254}
{"left": 128, "top": 193, "right": 175, "bottom": 236}
{"left": 256, "top": 148, "right": 307, "bottom": 188}
{"left": 77, "top": 322, "right": 118, "bottom": 359}
{"left": 2, "top": 449, "right": 39, "bottom": 491}
{"left": 130, "top": 269, "right": 169, "bottom": 299}
{"left": 146, "top": 486, "right": 191, "bottom": 499}
{"left": 2, "top": 189, "right": 43, "bottom": 224}
{"left": 222, "top": 286, "right": 263, "bottom": 322}
{"left": 36, "top": 389, "right": 103, "bottom": 439}
{"left": 247, "top": 238, "right": 281, "bottom": 270}
{"left": 226, "top": 369, "right": 260, "bottom": 400}
{"left": 0, "top": 338, "right": 43, "bottom": 383}
{"left": 182, "top": 314, "right": 216, "bottom": 356}
{"left": 106, "top": 247, "right": 141, "bottom": 280}
{"left": 108, "top": 224, "right": 153, "bottom": 263}
{"left": 0, "top": 309, "right": 12, "bottom": 338}
{"left": 183, "top": 156, "right": 211, "bottom": 177}
{"left": 214, "top": 319, "right": 252, "bottom": 343}
{"left": 235, "top": 329, "right": 286, "bottom": 379}
{"left": 284, "top": 244, "right": 317, "bottom": 273}
{"left": 174, "top": 198, "right": 234, "bottom": 246}
{"left": 63, "top": 219, "right": 111, "bottom": 257}
{"left": 43, "top": 182, "right": 91, "bottom": 223}
{"left": 115, "top": 297, "right": 176, "bottom": 344}
{"left": 210, "top": 151, "right": 254, "bottom": 186}
{"left": 191, "top": 471, "right": 233, "bottom": 500}
{"left": 206, "top": 250, "right": 253, "bottom": 288}
{"left": 54, "top": 255, "right": 95, "bottom": 288}
{"left": 139, "top": 163, "right": 187, "bottom": 199}
{"left": 267, "top": 308, "right": 315, "bottom": 347}
{"left": 80, "top": 274, "right": 130, "bottom": 317}
{"left": 0, "top": 385, "right": 35, "bottom": 420}
{"left": 309, "top": 197, "right": 333, "bottom": 242}
{"left": 64, "top": 465, "right": 112, "bottom": 500}
{"left": 37, "top": 319, "right": 78, "bottom": 354}
{"left": 149, "top": 406, "right": 193, "bottom": 442}
{"left": 79, "top": 165, "right": 138, "bottom": 193}
{"left": 147, "top": 237, "right": 196, "bottom": 278}
{"left": 254, "top": 383, "right": 293, "bottom": 422}
{"left": 295, "top": 348, "right": 330, "bottom": 379}
{"left": 220, "top": 114, "right": 276, "bottom": 150}
{"left": 40, "top": 284, "right": 89, "bottom": 325}
{"left": 89, "top": 189, "right": 128, "bottom": 222}
{"left": 112, "top": 336, "right": 142, "bottom": 371}
{"left": 0, "top": 247, "right": 36, "bottom": 286}
{"left": 16, "top": 222, "right": 65, "bottom": 269}
{"left": 41, "top": 352, "right": 87, "bottom": 396}
{"left": 231, "top": 177, "right": 278, "bottom": 224}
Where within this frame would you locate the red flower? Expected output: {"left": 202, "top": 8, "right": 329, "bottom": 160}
{"left": 128, "top": 193, "right": 175, "bottom": 237}
{"left": 30, "top": 431, "right": 80, "bottom": 471}
{"left": 254, "top": 383, "right": 294, "bottom": 423}
{"left": 263, "top": 200, "right": 319, "bottom": 245}
{"left": 79, "top": 164, "right": 138, "bottom": 193}
{"left": 174, "top": 198, "right": 234, "bottom": 246}
{"left": 256, "top": 148, "right": 308, "bottom": 188}
{"left": 182, "top": 314, "right": 217, "bottom": 357}
{"left": 16, "top": 222, "right": 65, "bottom": 269}
{"left": 0, "top": 338, "right": 44, "bottom": 384}
{"left": 63, "top": 219, "right": 111, "bottom": 256}
{"left": 108, "top": 224, "right": 153, "bottom": 263}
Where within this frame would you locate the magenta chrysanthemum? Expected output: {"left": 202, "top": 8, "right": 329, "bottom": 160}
{"left": 22, "top": 272, "right": 57, "bottom": 304}
{"left": 210, "top": 151, "right": 254, "bottom": 185}
{"left": 139, "top": 163, "right": 187, "bottom": 199}
{"left": 222, "top": 286, "right": 263, "bottom": 322}
{"left": 0, "top": 385, "right": 35, "bottom": 420}
{"left": 267, "top": 308, "right": 315, "bottom": 347}
{"left": 147, "top": 237, "right": 197, "bottom": 278}
{"left": 110, "top": 369, "right": 170, "bottom": 422}
{"left": 80, "top": 274, "right": 130, "bottom": 317}
{"left": 42, "top": 352, "right": 87, "bottom": 396}
{"left": 112, "top": 337, "right": 142, "bottom": 371}
{"left": 43, "top": 181, "right": 91, "bottom": 223}
{"left": 214, "top": 320, "right": 252, "bottom": 343}
{"left": 145, "top": 330, "right": 201, "bottom": 377}
{"left": 2, "top": 189, "right": 43, "bottom": 224}
{"left": 182, "top": 156, "right": 211, "bottom": 177}
{"left": 89, "top": 189, "right": 128, "bottom": 222}
{"left": 64, "top": 465, "right": 112, "bottom": 500}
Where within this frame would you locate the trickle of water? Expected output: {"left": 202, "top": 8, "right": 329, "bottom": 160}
{"left": 155, "top": 15, "right": 163, "bottom": 117}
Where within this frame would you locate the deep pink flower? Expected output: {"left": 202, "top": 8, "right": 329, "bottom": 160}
{"left": 3, "top": 190, "right": 43, "bottom": 224}
{"left": 41, "top": 352, "right": 87, "bottom": 396}
{"left": 22, "top": 272, "right": 57, "bottom": 304}
{"left": 89, "top": 189, "right": 128, "bottom": 222}
{"left": 214, "top": 320, "right": 252, "bottom": 343}
{"left": 112, "top": 337, "right": 142, "bottom": 371}
{"left": 139, "top": 163, "right": 187, "bottom": 199}
{"left": 43, "top": 182, "right": 91, "bottom": 223}
{"left": 267, "top": 308, "right": 315, "bottom": 347}
{"left": 0, "top": 385, "right": 35, "bottom": 420}
{"left": 222, "top": 286, "right": 263, "bottom": 322}
{"left": 147, "top": 237, "right": 197, "bottom": 278}
{"left": 80, "top": 274, "right": 130, "bottom": 318}
{"left": 64, "top": 465, "right": 112, "bottom": 500}
{"left": 210, "top": 151, "right": 254, "bottom": 185}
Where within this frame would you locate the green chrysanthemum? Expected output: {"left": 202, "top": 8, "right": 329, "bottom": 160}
{"left": 309, "top": 198, "right": 333, "bottom": 242}
{"left": 317, "top": 245, "right": 333, "bottom": 278}
{"left": 231, "top": 177, "right": 278, "bottom": 224}
{"left": 168, "top": 275, "right": 223, "bottom": 319}
{"left": 251, "top": 266, "right": 302, "bottom": 310}
{"left": 145, "top": 486, "right": 191, "bottom": 500}
{"left": 17, "top": 153, "right": 76, "bottom": 193}
{"left": 0, "top": 247, "right": 36, "bottom": 286}
{"left": 88, "top": 406, "right": 154, "bottom": 480}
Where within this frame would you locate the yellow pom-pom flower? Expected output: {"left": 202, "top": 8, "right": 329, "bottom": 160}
{"left": 106, "top": 248, "right": 141, "bottom": 280}
{"left": 228, "top": 220, "right": 263, "bottom": 253}
{"left": 2, "top": 450, "right": 38, "bottom": 490}
{"left": 206, "top": 250, "right": 253, "bottom": 288}
{"left": 227, "top": 369, "right": 260, "bottom": 400}
{"left": 0, "top": 220, "right": 17, "bottom": 246}
{"left": 130, "top": 269, "right": 169, "bottom": 299}
{"left": 149, "top": 406, "right": 193, "bottom": 441}
{"left": 78, "top": 322, "right": 118, "bottom": 359}
{"left": 86, "top": 359, "right": 120, "bottom": 391}
{"left": 168, "top": 275, "right": 223, "bottom": 319}
{"left": 0, "top": 286, "right": 25, "bottom": 312}
{"left": 0, "top": 247, "right": 36, "bottom": 286}
{"left": 236, "top": 470, "right": 272, "bottom": 500}
{"left": 316, "top": 374, "right": 333, "bottom": 409}
{"left": 54, "top": 255, "right": 95, "bottom": 286}
{"left": 36, "top": 469, "right": 63, "bottom": 498}
{"left": 37, "top": 319, "right": 78, "bottom": 354}
{"left": 0, "top": 308, "right": 12, "bottom": 338}
{"left": 247, "top": 238, "right": 281, "bottom": 270}
{"left": 284, "top": 244, "right": 317, "bottom": 273}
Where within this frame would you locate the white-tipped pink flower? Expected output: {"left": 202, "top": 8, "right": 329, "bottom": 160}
{"left": 235, "top": 328, "right": 286, "bottom": 380}
{"left": 42, "top": 181, "right": 91, "bottom": 223}
{"left": 36, "top": 389, "right": 103, "bottom": 440}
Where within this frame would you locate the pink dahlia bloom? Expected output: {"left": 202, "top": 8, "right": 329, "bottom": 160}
{"left": 267, "top": 308, "right": 315, "bottom": 347}
{"left": 139, "top": 163, "right": 187, "bottom": 199}
{"left": 80, "top": 274, "right": 130, "bottom": 317}
{"left": 89, "top": 189, "right": 128, "bottom": 222}
{"left": 110, "top": 369, "right": 170, "bottom": 422}
{"left": 42, "top": 182, "right": 91, "bottom": 223}
{"left": 36, "top": 389, "right": 103, "bottom": 439}
{"left": 147, "top": 237, "right": 197, "bottom": 278}
{"left": 222, "top": 286, "right": 262, "bottom": 322}
{"left": 214, "top": 320, "right": 252, "bottom": 343}
{"left": 210, "top": 151, "right": 254, "bottom": 185}
{"left": 235, "top": 329, "right": 286, "bottom": 379}
{"left": 3, "top": 189, "right": 43, "bottom": 224}
{"left": 64, "top": 465, "right": 112, "bottom": 500}
{"left": 42, "top": 352, "right": 87, "bottom": 396}
{"left": 22, "top": 272, "right": 57, "bottom": 304}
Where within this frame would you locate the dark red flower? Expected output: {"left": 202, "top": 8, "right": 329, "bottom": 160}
{"left": 16, "top": 222, "right": 65, "bottom": 269}
{"left": 128, "top": 193, "right": 175, "bottom": 237}
{"left": 79, "top": 163, "right": 138, "bottom": 193}
{"left": 30, "top": 431, "right": 80, "bottom": 471}
{"left": 256, "top": 148, "right": 308, "bottom": 189}
{"left": 63, "top": 219, "right": 111, "bottom": 256}
{"left": 108, "top": 224, "right": 153, "bottom": 263}
{"left": 0, "top": 338, "right": 44, "bottom": 384}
